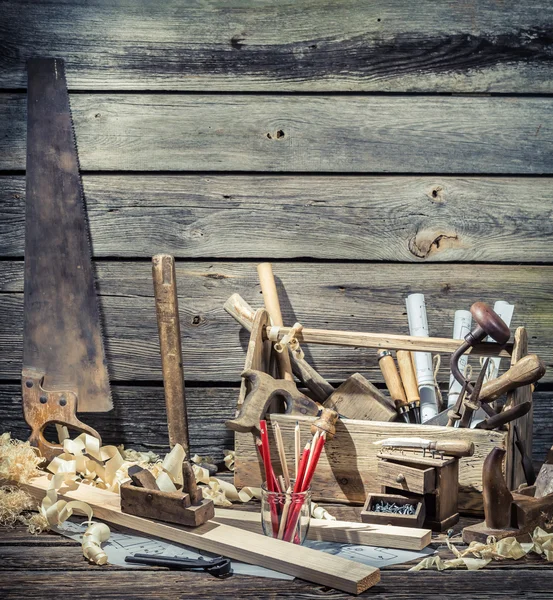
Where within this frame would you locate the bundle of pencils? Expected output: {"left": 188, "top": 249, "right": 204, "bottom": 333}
{"left": 257, "top": 419, "right": 326, "bottom": 543}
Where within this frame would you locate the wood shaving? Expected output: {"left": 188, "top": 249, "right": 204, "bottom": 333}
{"left": 0, "top": 485, "right": 36, "bottom": 527}
{"left": 0, "top": 485, "right": 48, "bottom": 534}
{"left": 223, "top": 450, "right": 235, "bottom": 472}
{"left": 410, "top": 528, "right": 553, "bottom": 572}
{"left": 82, "top": 522, "right": 110, "bottom": 565}
{"left": 0, "top": 433, "right": 42, "bottom": 483}
{"left": 311, "top": 503, "right": 336, "bottom": 521}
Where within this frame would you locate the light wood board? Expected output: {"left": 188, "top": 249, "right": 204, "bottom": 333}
{"left": 21, "top": 475, "right": 379, "bottom": 594}
{"left": 213, "top": 508, "right": 431, "bottom": 550}
{"left": 2, "top": 95, "right": 552, "bottom": 172}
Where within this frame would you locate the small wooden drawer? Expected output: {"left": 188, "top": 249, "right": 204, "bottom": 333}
{"left": 361, "top": 493, "right": 426, "bottom": 528}
{"left": 378, "top": 460, "right": 435, "bottom": 495}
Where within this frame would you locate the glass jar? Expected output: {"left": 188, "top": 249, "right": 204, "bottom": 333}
{"left": 260, "top": 481, "right": 311, "bottom": 544}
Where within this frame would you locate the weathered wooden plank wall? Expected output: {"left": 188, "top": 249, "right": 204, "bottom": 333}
{"left": 0, "top": 0, "right": 552, "bottom": 465}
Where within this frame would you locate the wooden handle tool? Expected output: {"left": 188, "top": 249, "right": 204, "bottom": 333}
{"left": 431, "top": 441, "right": 475, "bottom": 458}
{"left": 396, "top": 350, "right": 420, "bottom": 409}
{"left": 479, "top": 354, "right": 546, "bottom": 404}
{"left": 257, "top": 263, "right": 294, "bottom": 381}
{"left": 224, "top": 293, "right": 334, "bottom": 402}
{"left": 377, "top": 350, "right": 410, "bottom": 421}
{"left": 152, "top": 254, "right": 189, "bottom": 454}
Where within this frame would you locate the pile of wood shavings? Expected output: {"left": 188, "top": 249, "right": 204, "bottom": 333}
{"left": 0, "top": 485, "right": 48, "bottom": 533}
{"left": 0, "top": 432, "right": 43, "bottom": 483}
{"left": 0, "top": 434, "right": 49, "bottom": 533}
{"left": 410, "top": 528, "right": 553, "bottom": 571}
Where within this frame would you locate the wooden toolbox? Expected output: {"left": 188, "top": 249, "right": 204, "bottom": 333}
{"left": 234, "top": 327, "right": 533, "bottom": 515}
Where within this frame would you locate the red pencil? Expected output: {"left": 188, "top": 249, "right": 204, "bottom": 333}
{"left": 283, "top": 433, "right": 326, "bottom": 542}
{"left": 258, "top": 423, "right": 280, "bottom": 535}
{"left": 293, "top": 442, "right": 310, "bottom": 493}
{"left": 259, "top": 420, "right": 277, "bottom": 491}
{"left": 300, "top": 432, "right": 326, "bottom": 492}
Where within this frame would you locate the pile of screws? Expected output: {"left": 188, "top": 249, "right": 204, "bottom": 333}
{"left": 371, "top": 501, "right": 417, "bottom": 515}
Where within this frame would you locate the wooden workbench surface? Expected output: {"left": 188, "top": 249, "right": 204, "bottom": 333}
{"left": 2, "top": 508, "right": 553, "bottom": 599}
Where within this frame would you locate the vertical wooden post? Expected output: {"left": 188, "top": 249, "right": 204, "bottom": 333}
{"left": 152, "top": 254, "right": 189, "bottom": 454}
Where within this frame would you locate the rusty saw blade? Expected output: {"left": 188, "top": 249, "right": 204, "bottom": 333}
{"left": 23, "top": 58, "right": 112, "bottom": 413}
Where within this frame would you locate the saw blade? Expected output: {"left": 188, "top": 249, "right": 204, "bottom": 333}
{"left": 23, "top": 57, "right": 112, "bottom": 412}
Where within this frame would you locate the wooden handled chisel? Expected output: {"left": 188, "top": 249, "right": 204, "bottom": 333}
{"left": 377, "top": 350, "right": 411, "bottom": 422}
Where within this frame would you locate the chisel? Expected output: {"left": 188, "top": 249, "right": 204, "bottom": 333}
{"left": 377, "top": 350, "right": 411, "bottom": 422}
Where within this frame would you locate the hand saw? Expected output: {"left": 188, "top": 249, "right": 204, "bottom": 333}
{"left": 22, "top": 58, "right": 112, "bottom": 460}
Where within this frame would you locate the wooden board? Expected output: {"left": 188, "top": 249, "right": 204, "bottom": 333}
{"left": 213, "top": 508, "right": 431, "bottom": 550}
{"left": 3, "top": 175, "right": 553, "bottom": 262}
{"left": 1, "top": 261, "right": 552, "bottom": 383}
{"left": 235, "top": 414, "right": 508, "bottom": 513}
{"left": 20, "top": 475, "right": 380, "bottom": 594}
{"left": 1, "top": 95, "right": 552, "bottom": 173}
{"left": 1, "top": 1, "right": 552, "bottom": 93}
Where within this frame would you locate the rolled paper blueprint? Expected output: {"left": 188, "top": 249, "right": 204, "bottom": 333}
{"left": 447, "top": 310, "right": 472, "bottom": 408}
{"left": 406, "top": 293, "right": 438, "bottom": 422}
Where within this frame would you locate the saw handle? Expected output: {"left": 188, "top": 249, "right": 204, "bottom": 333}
{"left": 225, "top": 369, "right": 319, "bottom": 434}
{"left": 22, "top": 373, "right": 102, "bottom": 462}
{"left": 479, "top": 354, "right": 546, "bottom": 404}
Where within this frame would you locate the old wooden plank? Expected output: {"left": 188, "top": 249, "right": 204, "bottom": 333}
{"left": 1, "top": 0, "right": 552, "bottom": 92}
{"left": 1, "top": 569, "right": 553, "bottom": 599}
{"left": 2, "top": 175, "right": 553, "bottom": 262}
{"left": 1, "top": 95, "right": 552, "bottom": 173}
{"left": 1, "top": 385, "right": 551, "bottom": 468}
{"left": 1, "top": 261, "right": 552, "bottom": 382}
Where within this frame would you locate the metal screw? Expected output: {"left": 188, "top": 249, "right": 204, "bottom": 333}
{"left": 26, "top": 380, "right": 33, "bottom": 388}
{"left": 39, "top": 395, "right": 47, "bottom": 404}
{"left": 59, "top": 396, "right": 67, "bottom": 406}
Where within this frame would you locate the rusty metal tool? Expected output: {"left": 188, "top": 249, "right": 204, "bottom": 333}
{"left": 445, "top": 379, "right": 469, "bottom": 427}
{"left": 475, "top": 401, "right": 532, "bottom": 431}
{"left": 22, "top": 58, "right": 112, "bottom": 460}
{"left": 152, "top": 254, "right": 189, "bottom": 455}
{"left": 458, "top": 358, "right": 490, "bottom": 428}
